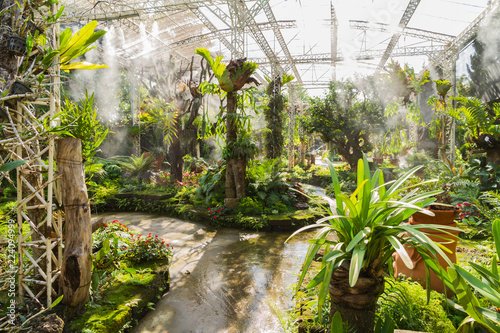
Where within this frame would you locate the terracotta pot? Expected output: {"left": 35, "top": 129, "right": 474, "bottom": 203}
{"left": 393, "top": 207, "right": 461, "bottom": 294}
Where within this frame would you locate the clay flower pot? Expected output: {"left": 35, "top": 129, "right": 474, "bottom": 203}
{"left": 393, "top": 207, "right": 461, "bottom": 294}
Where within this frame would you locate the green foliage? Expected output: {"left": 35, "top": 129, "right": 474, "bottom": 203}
{"left": 238, "top": 197, "right": 264, "bottom": 215}
{"left": 60, "top": 91, "right": 109, "bottom": 162}
{"left": 287, "top": 156, "right": 458, "bottom": 321}
{"left": 246, "top": 158, "right": 298, "bottom": 212}
{"left": 90, "top": 180, "right": 119, "bottom": 205}
{"left": 140, "top": 98, "right": 178, "bottom": 146}
{"left": 377, "top": 278, "right": 456, "bottom": 332}
{"left": 19, "top": 20, "right": 107, "bottom": 85}
{"left": 222, "top": 130, "right": 257, "bottom": 160}
{"left": 468, "top": 160, "right": 500, "bottom": 193}
{"left": 442, "top": 220, "right": 500, "bottom": 332}
{"left": 264, "top": 76, "right": 287, "bottom": 159}
{"left": 195, "top": 48, "right": 259, "bottom": 93}
{"left": 0, "top": 200, "right": 17, "bottom": 220}
{"left": 92, "top": 220, "right": 133, "bottom": 266}
{"left": 449, "top": 96, "right": 500, "bottom": 143}
{"left": 112, "top": 153, "right": 155, "bottom": 181}
{"left": 57, "top": 21, "right": 107, "bottom": 71}
{"left": 419, "top": 156, "right": 473, "bottom": 205}
{"left": 195, "top": 163, "right": 226, "bottom": 205}
{"left": 301, "top": 78, "right": 385, "bottom": 167}
{"left": 0, "top": 160, "right": 26, "bottom": 172}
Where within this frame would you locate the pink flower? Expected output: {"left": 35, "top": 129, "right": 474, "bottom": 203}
{"left": 145, "top": 241, "right": 149, "bottom": 244}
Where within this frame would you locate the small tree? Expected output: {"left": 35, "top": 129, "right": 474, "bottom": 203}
{"left": 302, "top": 79, "right": 384, "bottom": 168}
{"left": 195, "top": 48, "right": 259, "bottom": 207}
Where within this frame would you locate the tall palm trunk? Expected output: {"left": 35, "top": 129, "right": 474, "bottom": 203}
{"left": 170, "top": 122, "right": 183, "bottom": 182}
{"left": 329, "top": 261, "right": 385, "bottom": 332}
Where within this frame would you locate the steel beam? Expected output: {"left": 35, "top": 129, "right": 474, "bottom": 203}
{"left": 250, "top": 45, "right": 444, "bottom": 65}
{"left": 261, "top": 1, "right": 303, "bottom": 84}
{"left": 190, "top": 7, "right": 241, "bottom": 58}
{"left": 170, "top": 20, "right": 296, "bottom": 50}
{"left": 350, "top": 20, "right": 455, "bottom": 44}
{"left": 375, "top": 0, "right": 421, "bottom": 72}
{"left": 434, "top": 0, "right": 500, "bottom": 77}
{"left": 61, "top": 0, "right": 212, "bottom": 23}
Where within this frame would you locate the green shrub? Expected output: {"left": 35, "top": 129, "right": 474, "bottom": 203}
{"left": 0, "top": 200, "right": 16, "bottom": 220}
{"left": 377, "top": 279, "right": 456, "bottom": 333}
{"left": 238, "top": 197, "right": 264, "bottom": 215}
{"left": 103, "top": 163, "right": 122, "bottom": 181}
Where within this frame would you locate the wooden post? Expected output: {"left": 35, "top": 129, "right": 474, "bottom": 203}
{"left": 57, "top": 137, "right": 91, "bottom": 308}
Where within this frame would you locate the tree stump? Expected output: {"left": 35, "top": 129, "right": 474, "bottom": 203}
{"left": 57, "top": 138, "right": 91, "bottom": 308}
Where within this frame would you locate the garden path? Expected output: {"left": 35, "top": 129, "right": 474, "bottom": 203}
{"left": 95, "top": 212, "right": 313, "bottom": 333}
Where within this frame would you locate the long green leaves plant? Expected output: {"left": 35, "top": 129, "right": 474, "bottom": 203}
{"left": 443, "top": 219, "right": 500, "bottom": 333}
{"left": 287, "top": 156, "right": 460, "bottom": 332}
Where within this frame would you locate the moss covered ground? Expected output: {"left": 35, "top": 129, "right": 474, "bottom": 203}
{"left": 67, "top": 259, "right": 169, "bottom": 333}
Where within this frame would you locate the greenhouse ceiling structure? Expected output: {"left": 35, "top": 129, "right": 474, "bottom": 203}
{"left": 60, "top": 0, "right": 498, "bottom": 92}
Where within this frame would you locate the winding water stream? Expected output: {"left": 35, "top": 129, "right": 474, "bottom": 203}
{"left": 96, "top": 212, "right": 315, "bottom": 333}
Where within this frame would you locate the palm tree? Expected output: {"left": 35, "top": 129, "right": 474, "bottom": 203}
{"left": 288, "top": 156, "right": 459, "bottom": 332}
{"left": 195, "top": 48, "right": 259, "bottom": 207}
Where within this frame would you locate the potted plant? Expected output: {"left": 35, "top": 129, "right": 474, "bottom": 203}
{"left": 393, "top": 156, "right": 463, "bottom": 293}
{"left": 287, "top": 156, "right": 457, "bottom": 332}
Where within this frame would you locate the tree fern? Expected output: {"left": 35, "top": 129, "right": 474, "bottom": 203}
{"left": 450, "top": 96, "right": 500, "bottom": 140}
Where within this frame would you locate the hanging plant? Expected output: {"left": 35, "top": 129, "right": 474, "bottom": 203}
{"left": 8, "top": 35, "right": 26, "bottom": 56}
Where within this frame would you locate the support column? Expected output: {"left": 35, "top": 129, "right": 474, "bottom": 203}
{"left": 288, "top": 86, "right": 297, "bottom": 170}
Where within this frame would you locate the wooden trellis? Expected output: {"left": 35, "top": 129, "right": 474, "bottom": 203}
{"left": 0, "top": 4, "right": 61, "bottom": 307}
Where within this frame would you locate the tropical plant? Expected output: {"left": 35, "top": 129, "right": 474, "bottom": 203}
{"left": 60, "top": 91, "right": 109, "bottom": 162}
{"left": 195, "top": 162, "right": 226, "bottom": 205}
{"left": 18, "top": 20, "right": 108, "bottom": 86}
{"left": 287, "top": 156, "right": 459, "bottom": 332}
{"left": 195, "top": 47, "right": 259, "bottom": 205}
{"left": 428, "top": 79, "right": 454, "bottom": 158}
{"left": 448, "top": 96, "right": 500, "bottom": 148}
{"left": 141, "top": 98, "right": 178, "bottom": 146}
{"left": 443, "top": 219, "right": 500, "bottom": 332}
{"left": 419, "top": 156, "right": 472, "bottom": 205}
{"left": 113, "top": 153, "right": 155, "bottom": 181}
{"left": 380, "top": 129, "right": 412, "bottom": 159}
